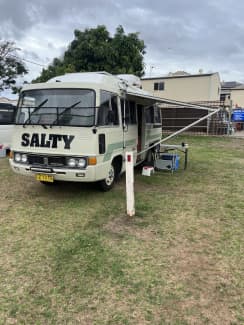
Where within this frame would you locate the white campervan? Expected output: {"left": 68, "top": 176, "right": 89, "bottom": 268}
{"left": 9, "top": 72, "right": 162, "bottom": 190}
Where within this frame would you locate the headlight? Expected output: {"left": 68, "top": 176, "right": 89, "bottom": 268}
{"left": 77, "top": 158, "right": 86, "bottom": 168}
{"left": 21, "top": 154, "right": 28, "bottom": 163}
{"left": 15, "top": 153, "right": 21, "bottom": 162}
{"left": 66, "top": 157, "right": 87, "bottom": 168}
{"left": 67, "top": 158, "right": 76, "bottom": 167}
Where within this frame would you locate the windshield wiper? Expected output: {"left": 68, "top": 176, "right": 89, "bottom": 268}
{"left": 51, "top": 100, "right": 81, "bottom": 126}
{"left": 23, "top": 98, "right": 48, "bottom": 127}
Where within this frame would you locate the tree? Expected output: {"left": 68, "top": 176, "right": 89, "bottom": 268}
{"left": 34, "top": 25, "right": 146, "bottom": 83}
{"left": 0, "top": 41, "right": 28, "bottom": 93}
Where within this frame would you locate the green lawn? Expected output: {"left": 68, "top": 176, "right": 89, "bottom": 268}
{"left": 0, "top": 136, "right": 243, "bottom": 324}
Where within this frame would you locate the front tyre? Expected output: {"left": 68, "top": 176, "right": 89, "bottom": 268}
{"left": 99, "top": 163, "right": 115, "bottom": 191}
{"left": 144, "top": 148, "right": 154, "bottom": 166}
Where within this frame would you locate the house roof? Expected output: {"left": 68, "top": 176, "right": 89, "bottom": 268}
{"left": 230, "top": 84, "right": 244, "bottom": 90}
{"left": 221, "top": 81, "right": 242, "bottom": 89}
{"left": 141, "top": 72, "right": 218, "bottom": 81}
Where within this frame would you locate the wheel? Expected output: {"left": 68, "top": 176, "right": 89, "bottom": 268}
{"left": 144, "top": 149, "right": 154, "bottom": 166}
{"left": 99, "top": 163, "right": 116, "bottom": 191}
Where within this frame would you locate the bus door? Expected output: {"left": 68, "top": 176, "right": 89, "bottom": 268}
{"left": 136, "top": 104, "right": 146, "bottom": 163}
{"left": 121, "top": 99, "right": 137, "bottom": 161}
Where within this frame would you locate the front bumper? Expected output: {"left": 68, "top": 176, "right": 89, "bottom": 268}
{"left": 9, "top": 159, "right": 97, "bottom": 182}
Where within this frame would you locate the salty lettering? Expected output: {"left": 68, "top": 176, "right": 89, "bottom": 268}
{"left": 63, "top": 135, "right": 75, "bottom": 149}
{"left": 21, "top": 133, "right": 30, "bottom": 146}
{"left": 21, "top": 133, "right": 75, "bottom": 150}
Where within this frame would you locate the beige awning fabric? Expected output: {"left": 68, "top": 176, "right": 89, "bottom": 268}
{"left": 126, "top": 89, "right": 217, "bottom": 112}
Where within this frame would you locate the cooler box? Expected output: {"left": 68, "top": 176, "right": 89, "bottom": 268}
{"left": 155, "top": 153, "right": 180, "bottom": 171}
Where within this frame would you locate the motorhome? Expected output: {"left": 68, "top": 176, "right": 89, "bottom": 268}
{"left": 9, "top": 72, "right": 162, "bottom": 190}
{"left": 0, "top": 103, "right": 16, "bottom": 156}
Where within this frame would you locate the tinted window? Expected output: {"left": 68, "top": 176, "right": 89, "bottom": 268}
{"left": 98, "top": 91, "right": 119, "bottom": 126}
{"left": 154, "top": 82, "right": 164, "bottom": 91}
{"left": 145, "top": 106, "right": 154, "bottom": 123}
{"left": 145, "top": 105, "right": 161, "bottom": 124}
{"left": 121, "top": 99, "right": 137, "bottom": 125}
{"left": 154, "top": 106, "right": 161, "bottom": 123}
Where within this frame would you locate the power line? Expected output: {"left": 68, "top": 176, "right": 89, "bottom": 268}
{"left": 20, "top": 57, "right": 45, "bottom": 67}
{"left": 8, "top": 54, "right": 46, "bottom": 67}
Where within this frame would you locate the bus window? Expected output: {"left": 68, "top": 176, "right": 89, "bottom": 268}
{"left": 98, "top": 91, "right": 119, "bottom": 126}
{"left": 145, "top": 105, "right": 161, "bottom": 124}
{"left": 121, "top": 99, "right": 137, "bottom": 124}
{"left": 154, "top": 106, "right": 161, "bottom": 123}
{"left": 145, "top": 106, "right": 154, "bottom": 123}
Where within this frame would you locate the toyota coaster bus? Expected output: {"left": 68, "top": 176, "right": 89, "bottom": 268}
{"left": 9, "top": 72, "right": 162, "bottom": 190}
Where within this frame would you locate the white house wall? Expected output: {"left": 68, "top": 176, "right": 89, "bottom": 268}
{"left": 141, "top": 73, "right": 220, "bottom": 102}
{"left": 230, "top": 89, "right": 244, "bottom": 108}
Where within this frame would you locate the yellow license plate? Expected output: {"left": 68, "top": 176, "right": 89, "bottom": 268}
{"left": 36, "top": 174, "right": 54, "bottom": 183}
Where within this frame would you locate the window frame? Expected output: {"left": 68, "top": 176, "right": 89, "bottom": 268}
{"left": 16, "top": 88, "right": 96, "bottom": 127}
{"left": 145, "top": 105, "right": 161, "bottom": 124}
{"left": 154, "top": 81, "right": 165, "bottom": 91}
{"left": 97, "top": 90, "right": 120, "bottom": 127}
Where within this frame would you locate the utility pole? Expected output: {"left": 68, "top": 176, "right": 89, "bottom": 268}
{"left": 149, "top": 65, "right": 155, "bottom": 77}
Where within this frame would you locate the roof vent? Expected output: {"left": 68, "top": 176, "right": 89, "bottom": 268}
{"left": 116, "top": 74, "right": 142, "bottom": 88}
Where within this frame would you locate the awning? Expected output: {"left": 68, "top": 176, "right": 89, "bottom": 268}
{"left": 126, "top": 89, "right": 217, "bottom": 112}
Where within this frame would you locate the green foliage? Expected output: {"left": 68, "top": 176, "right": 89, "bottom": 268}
{"left": 34, "top": 25, "right": 146, "bottom": 83}
{"left": 0, "top": 41, "right": 28, "bottom": 93}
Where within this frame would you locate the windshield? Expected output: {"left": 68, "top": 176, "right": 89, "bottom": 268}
{"left": 16, "top": 89, "right": 96, "bottom": 127}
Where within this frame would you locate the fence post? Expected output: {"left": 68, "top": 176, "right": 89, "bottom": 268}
{"left": 125, "top": 151, "right": 135, "bottom": 217}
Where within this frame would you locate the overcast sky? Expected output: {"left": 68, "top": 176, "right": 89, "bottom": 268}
{"left": 1, "top": 0, "right": 244, "bottom": 98}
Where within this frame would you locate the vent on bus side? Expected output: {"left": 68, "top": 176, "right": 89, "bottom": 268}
{"left": 99, "top": 134, "right": 106, "bottom": 154}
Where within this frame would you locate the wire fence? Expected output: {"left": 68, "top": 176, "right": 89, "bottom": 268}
{"left": 160, "top": 101, "right": 231, "bottom": 136}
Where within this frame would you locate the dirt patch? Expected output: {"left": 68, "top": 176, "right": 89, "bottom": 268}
{"left": 103, "top": 216, "right": 159, "bottom": 241}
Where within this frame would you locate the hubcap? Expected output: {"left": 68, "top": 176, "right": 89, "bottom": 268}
{"left": 105, "top": 165, "right": 115, "bottom": 186}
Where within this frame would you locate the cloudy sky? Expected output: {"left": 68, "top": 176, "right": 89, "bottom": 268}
{"left": 1, "top": 0, "right": 244, "bottom": 97}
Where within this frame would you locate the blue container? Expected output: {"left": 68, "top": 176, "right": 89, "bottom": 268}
{"left": 161, "top": 154, "right": 180, "bottom": 170}
{"left": 231, "top": 109, "right": 244, "bottom": 122}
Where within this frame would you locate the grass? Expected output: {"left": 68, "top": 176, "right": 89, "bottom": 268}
{"left": 0, "top": 135, "right": 244, "bottom": 324}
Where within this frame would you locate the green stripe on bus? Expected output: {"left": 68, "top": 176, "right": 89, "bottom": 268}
{"left": 103, "top": 139, "right": 136, "bottom": 162}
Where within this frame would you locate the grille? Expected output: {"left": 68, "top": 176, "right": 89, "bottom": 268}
{"left": 48, "top": 156, "right": 66, "bottom": 167}
{"left": 27, "top": 154, "right": 66, "bottom": 167}
{"left": 28, "top": 155, "right": 44, "bottom": 165}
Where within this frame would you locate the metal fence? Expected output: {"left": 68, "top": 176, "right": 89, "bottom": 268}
{"left": 160, "top": 101, "right": 231, "bottom": 135}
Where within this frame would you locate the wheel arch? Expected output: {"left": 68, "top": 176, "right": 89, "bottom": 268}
{"left": 111, "top": 154, "right": 123, "bottom": 178}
